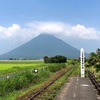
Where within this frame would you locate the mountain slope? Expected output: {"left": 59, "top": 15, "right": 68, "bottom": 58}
{"left": 0, "top": 34, "right": 81, "bottom": 59}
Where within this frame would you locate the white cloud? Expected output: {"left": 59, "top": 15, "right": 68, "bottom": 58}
{"left": 0, "top": 21, "right": 100, "bottom": 43}
{"left": 0, "top": 24, "right": 21, "bottom": 39}
{"left": 71, "top": 24, "right": 99, "bottom": 39}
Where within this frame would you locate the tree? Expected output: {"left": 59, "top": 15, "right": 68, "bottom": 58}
{"left": 54, "top": 55, "right": 67, "bottom": 63}
{"left": 88, "top": 49, "right": 100, "bottom": 66}
{"left": 88, "top": 52, "right": 97, "bottom": 65}
{"left": 43, "top": 56, "right": 49, "bottom": 63}
{"left": 96, "top": 48, "right": 100, "bottom": 55}
{"left": 44, "top": 55, "right": 67, "bottom": 63}
{"left": 9, "top": 58, "right": 13, "bottom": 60}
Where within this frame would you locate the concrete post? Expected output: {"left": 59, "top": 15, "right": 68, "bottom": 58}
{"left": 80, "top": 48, "right": 85, "bottom": 78}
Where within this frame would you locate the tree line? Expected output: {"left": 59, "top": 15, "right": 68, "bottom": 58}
{"left": 44, "top": 55, "right": 67, "bottom": 63}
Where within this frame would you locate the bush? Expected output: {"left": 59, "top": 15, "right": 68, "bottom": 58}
{"left": 94, "top": 63, "right": 100, "bottom": 68}
{"left": 44, "top": 55, "right": 67, "bottom": 63}
{"left": 43, "top": 56, "right": 49, "bottom": 63}
{"left": 95, "top": 64, "right": 100, "bottom": 72}
{"left": 48, "top": 63, "right": 66, "bottom": 72}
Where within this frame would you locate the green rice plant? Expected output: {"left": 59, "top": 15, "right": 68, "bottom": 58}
{"left": 0, "top": 62, "right": 47, "bottom": 77}
{"left": 0, "top": 60, "right": 44, "bottom": 71}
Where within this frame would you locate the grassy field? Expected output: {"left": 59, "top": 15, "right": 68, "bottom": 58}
{"left": 0, "top": 60, "right": 50, "bottom": 77}
{"left": 0, "top": 60, "right": 74, "bottom": 76}
{"left": 0, "top": 60, "right": 68, "bottom": 100}
{"left": 0, "top": 60, "right": 44, "bottom": 70}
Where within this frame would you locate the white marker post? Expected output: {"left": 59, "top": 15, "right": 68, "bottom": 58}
{"left": 80, "top": 48, "right": 85, "bottom": 78}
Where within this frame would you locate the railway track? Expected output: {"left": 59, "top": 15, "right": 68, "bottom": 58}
{"left": 17, "top": 66, "right": 75, "bottom": 100}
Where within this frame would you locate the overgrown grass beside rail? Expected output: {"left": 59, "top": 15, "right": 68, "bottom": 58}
{"left": 0, "top": 63, "right": 66, "bottom": 100}
{"left": 88, "top": 71, "right": 100, "bottom": 95}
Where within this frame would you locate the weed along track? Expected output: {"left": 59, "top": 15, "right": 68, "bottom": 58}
{"left": 17, "top": 66, "right": 76, "bottom": 100}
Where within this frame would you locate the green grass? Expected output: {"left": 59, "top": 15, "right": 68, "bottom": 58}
{"left": 0, "top": 63, "right": 67, "bottom": 100}
{"left": 0, "top": 69, "right": 53, "bottom": 100}
{"left": 0, "top": 60, "right": 47, "bottom": 76}
{"left": 0, "top": 60, "right": 43, "bottom": 70}
{"left": 86, "top": 66, "right": 100, "bottom": 80}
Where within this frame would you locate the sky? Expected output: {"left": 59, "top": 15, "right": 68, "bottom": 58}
{"left": 0, "top": 0, "right": 100, "bottom": 55}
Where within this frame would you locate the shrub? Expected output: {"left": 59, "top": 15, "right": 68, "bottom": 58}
{"left": 95, "top": 64, "right": 100, "bottom": 72}
{"left": 44, "top": 55, "right": 67, "bottom": 63}
{"left": 43, "top": 56, "right": 49, "bottom": 63}
{"left": 48, "top": 63, "right": 66, "bottom": 72}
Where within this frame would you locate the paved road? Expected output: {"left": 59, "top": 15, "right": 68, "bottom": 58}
{"left": 55, "top": 77, "right": 99, "bottom": 100}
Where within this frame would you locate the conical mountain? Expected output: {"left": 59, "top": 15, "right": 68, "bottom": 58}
{"left": 0, "top": 34, "right": 81, "bottom": 59}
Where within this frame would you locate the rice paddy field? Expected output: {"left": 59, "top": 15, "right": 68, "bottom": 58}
{"left": 0, "top": 60, "right": 46, "bottom": 76}
{"left": 0, "top": 60, "right": 72, "bottom": 77}
{"left": 0, "top": 60, "right": 43, "bottom": 70}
